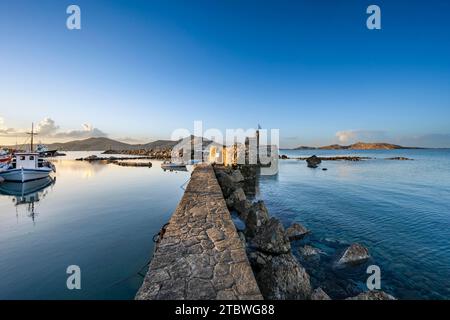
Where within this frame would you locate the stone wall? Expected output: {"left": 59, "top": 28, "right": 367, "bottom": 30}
{"left": 135, "top": 164, "right": 262, "bottom": 300}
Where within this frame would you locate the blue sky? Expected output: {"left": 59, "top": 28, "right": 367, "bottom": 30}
{"left": 0, "top": 0, "right": 449, "bottom": 147}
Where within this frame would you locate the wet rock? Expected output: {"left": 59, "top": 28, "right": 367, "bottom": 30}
{"left": 280, "top": 154, "right": 288, "bottom": 159}
{"left": 286, "top": 222, "right": 310, "bottom": 241}
{"left": 234, "top": 199, "right": 252, "bottom": 220}
{"left": 237, "top": 231, "right": 247, "bottom": 248}
{"left": 251, "top": 218, "right": 291, "bottom": 254}
{"left": 299, "top": 245, "right": 320, "bottom": 257}
{"left": 230, "top": 170, "right": 245, "bottom": 183}
{"left": 216, "top": 171, "right": 237, "bottom": 198}
{"left": 311, "top": 287, "right": 331, "bottom": 300}
{"left": 346, "top": 290, "right": 396, "bottom": 300}
{"left": 306, "top": 155, "right": 321, "bottom": 168}
{"left": 322, "top": 168, "right": 328, "bottom": 171}
{"left": 337, "top": 243, "right": 370, "bottom": 265}
{"left": 245, "top": 201, "right": 270, "bottom": 236}
{"left": 226, "top": 188, "right": 247, "bottom": 209}
{"left": 255, "top": 253, "right": 312, "bottom": 300}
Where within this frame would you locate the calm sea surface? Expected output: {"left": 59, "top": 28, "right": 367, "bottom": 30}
{"left": 258, "top": 149, "right": 450, "bottom": 299}
{"left": 1, "top": 149, "right": 449, "bottom": 299}
{"left": 0, "top": 152, "right": 189, "bottom": 299}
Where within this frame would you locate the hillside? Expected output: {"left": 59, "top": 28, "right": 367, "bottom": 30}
{"left": 292, "top": 142, "right": 421, "bottom": 150}
{"left": 319, "top": 142, "right": 416, "bottom": 150}
{"left": 43, "top": 136, "right": 213, "bottom": 151}
{"left": 46, "top": 137, "right": 136, "bottom": 151}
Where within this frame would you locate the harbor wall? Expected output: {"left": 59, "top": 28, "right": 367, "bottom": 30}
{"left": 135, "top": 164, "right": 262, "bottom": 300}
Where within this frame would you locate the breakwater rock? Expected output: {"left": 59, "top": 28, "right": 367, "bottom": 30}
{"left": 213, "top": 164, "right": 397, "bottom": 300}
{"left": 214, "top": 165, "right": 312, "bottom": 300}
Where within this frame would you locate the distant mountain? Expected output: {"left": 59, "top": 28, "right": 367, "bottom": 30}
{"left": 43, "top": 136, "right": 214, "bottom": 151}
{"left": 291, "top": 142, "right": 422, "bottom": 150}
{"left": 319, "top": 142, "right": 419, "bottom": 150}
{"left": 46, "top": 137, "right": 136, "bottom": 151}
{"left": 139, "top": 140, "right": 179, "bottom": 150}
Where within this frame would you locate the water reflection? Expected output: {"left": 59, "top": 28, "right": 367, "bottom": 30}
{"left": 0, "top": 177, "right": 55, "bottom": 223}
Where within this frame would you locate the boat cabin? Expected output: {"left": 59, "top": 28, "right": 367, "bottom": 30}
{"left": 13, "top": 153, "right": 41, "bottom": 169}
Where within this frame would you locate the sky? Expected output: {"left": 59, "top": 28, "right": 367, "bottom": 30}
{"left": 0, "top": 0, "right": 449, "bottom": 148}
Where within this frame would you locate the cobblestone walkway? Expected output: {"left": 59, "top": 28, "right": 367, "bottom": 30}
{"left": 136, "top": 164, "right": 262, "bottom": 300}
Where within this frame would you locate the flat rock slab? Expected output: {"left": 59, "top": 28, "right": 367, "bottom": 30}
{"left": 136, "top": 164, "right": 262, "bottom": 300}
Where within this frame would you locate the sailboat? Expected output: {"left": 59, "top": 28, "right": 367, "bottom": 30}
{"left": 0, "top": 123, "right": 56, "bottom": 182}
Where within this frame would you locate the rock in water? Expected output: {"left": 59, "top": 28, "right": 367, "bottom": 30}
{"left": 245, "top": 201, "right": 270, "bottom": 236}
{"left": 299, "top": 245, "right": 320, "bottom": 257}
{"left": 337, "top": 243, "right": 370, "bottom": 265}
{"left": 251, "top": 218, "right": 291, "bottom": 254}
{"left": 346, "top": 290, "right": 396, "bottom": 300}
{"left": 306, "top": 155, "right": 321, "bottom": 168}
{"left": 311, "top": 287, "right": 331, "bottom": 300}
{"left": 255, "top": 253, "right": 312, "bottom": 300}
{"left": 285, "top": 223, "right": 310, "bottom": 241}
{"left": 0, "top": 177, "right": 4, "bottom": 183}
{"left": 234, "top": 199, "right": 252, "bottom": 220}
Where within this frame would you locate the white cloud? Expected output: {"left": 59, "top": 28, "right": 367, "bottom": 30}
{"left": 37, "top": 117, "right": 60, "bottom": 135}
{"left": 335, "top": 129, "right": 387, "bottom": 144}
{"left": 53, "top": 123, "right": 107, "bottom": 139}
{"left": 0, "top": 117, "right": 107, "bottom": 139}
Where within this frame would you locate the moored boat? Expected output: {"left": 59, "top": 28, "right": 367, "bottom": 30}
{"left": 0, "top": 153, "right": 55, "bottom": 182}
{"left": 0, "top": 149, "right": 11, "bottom": 163}
{"left": 161, "top": 160, "right": 186, "bottom": 169}
{"left": 0, "top": 124, "right": 56, "bottom": 182}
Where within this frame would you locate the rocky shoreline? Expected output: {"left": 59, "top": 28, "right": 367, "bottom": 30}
{"left": 213, "top": 164, "right": 395, "bottom": 300}
{"left": 102, "top": 149, "right": 172, "bottom": 159}
{"left": 75, "top": 155, "right": 153, "bottom": 167}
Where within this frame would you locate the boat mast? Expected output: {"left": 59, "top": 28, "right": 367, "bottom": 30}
{"left": 26, "top": 123, "right": 38, "bottom": 152}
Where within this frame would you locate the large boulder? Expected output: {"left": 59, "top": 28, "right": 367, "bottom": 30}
{"left": 251, "top": 218, "right": 291, "bottom": 254}
{"left": 311, "top": 287, "right": 331, "bottom": 300}
{"left": 337, "top": 243, "right": 370, "bottom": 266}
{"left": 346, "top": 290, "right": 396, "bottom": 300}
{"left": 230, "top": 169, "right": 245, "bottom": 183}
{"left": 285, "top": 223, "right": 310, "bottom": 241}
{"left": 245, "top": 201, "right": 270, "bottom": 236}
{"left": 225, "top": 188, "right": 246, "bottom": 208}
{"left": 255, "top": 253, "right": 312, "bottom": 300}
{"left": 306, "top": 155, "right": 321, "bottom": 168}
{"left": 215, "top": 171, "right": 238, "bottom": 198}
{"left": 234, "top": 199, "right": 252, "bottom": 220}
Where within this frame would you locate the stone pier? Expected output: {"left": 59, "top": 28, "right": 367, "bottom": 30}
{"left": 136, "top": 164, "right": 262, "bottom": 300}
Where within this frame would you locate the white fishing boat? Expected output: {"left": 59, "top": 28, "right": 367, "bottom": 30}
{"left": 0, "top": 123, "right": 56, "bottom": 182}
{"left": 0, "top": 153, "right": 55, "bottom": 182}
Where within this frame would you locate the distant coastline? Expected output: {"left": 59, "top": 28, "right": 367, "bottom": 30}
{"left": 286, "top": 142, "right": 425, "bottom": 150}
{"left": 4, "top": 137, "right": 432, "bottom": 152}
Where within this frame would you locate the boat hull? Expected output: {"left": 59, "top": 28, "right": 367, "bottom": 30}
{"left": 0, "top": 168, "right": 52, "bottom": 182}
